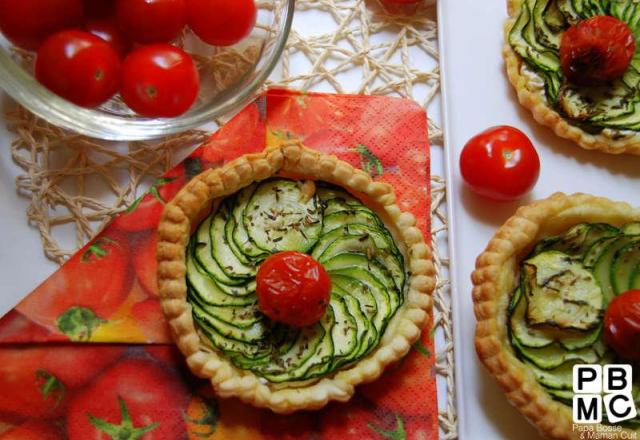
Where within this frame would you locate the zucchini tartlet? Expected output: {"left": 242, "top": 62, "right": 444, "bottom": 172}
{"left": 504, "top": 0, "right": 640, "bottom": 154}
{"left": 473, "top": 193, "right": 640, "bottom": 439}
{"left": 157, "top": 142, "right": 435, "bottom": 413}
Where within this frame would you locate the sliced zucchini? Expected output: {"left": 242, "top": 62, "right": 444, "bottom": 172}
{"left": 186, "top": 256, "right": 256, "bottom": 307}
{"left": 323, "top": 253, "right": 401, "bottom": 312}
{"left": 210, "top": 205, "right": 256, "bottom": 279}
{"left": 331, "top": 283, "right": 377, "bottom": 360}
{"left": 245, "top": 179, "right": 323, "bottom": 253}
{"left": 622, "top": 222, "right": 640, "bottom": 235}
{"left": 513, "top": 337, "right": 599, "bottom": 370}
{"left": 328, "top": 300, "right": 357, "bottom": 360}
{"left": 583, "top": 236, "right": 620, "bottom": 268}
{"left": 524, "top": 251, "right": 603, "bottom": 331}
{"left": 510, "top": 285, "right": 602, "bottom": 350}
{"left": 193, "top": 302, "right": 267, "bottom": 343}
{"left": 189, "top": 293, "right": 261, "bottom": 328}
{"left": 531, "top": 223, "right": 619, "bottom": 258}
{"left": 193, "top": 217, "right": 246, "bottom": 286}
{"left": 223, "top": 200, "right": 253, "bottom": 265}
{"left": 322, "top": 209, "right": 381, "bottom": 234}
{"left": 594, "top": 235, "right": 640, "bottom": 304}
{"left": 546, "top": 388, "right": 573, "bottom": 405}
{"left": 530, "top": 361, "right": 576, "bottom": 390}
{"left": 231, "top": 184, "right": 269, "bottom": 259}
{"left": 611, "top": 241, "right": 640, "bottom": 295}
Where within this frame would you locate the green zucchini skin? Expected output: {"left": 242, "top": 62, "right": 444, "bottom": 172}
{"left": 186, "top": 178, "right": 406, "bottom": 383}
{"left": 508, "top": 0, "right": 640, "bottom": 132}
{"left": 509, "top": 221, "right": 640, "bottom": 419}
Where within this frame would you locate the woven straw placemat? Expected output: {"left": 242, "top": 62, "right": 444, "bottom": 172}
{"left": 5, "top": 1, "right": 455, "bottom": 438}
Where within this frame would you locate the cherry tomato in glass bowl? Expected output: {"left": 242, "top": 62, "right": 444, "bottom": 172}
{"left": 560, "top": 15, "right": 636, "bottom": 86}
{"left": 85, "top": 0, "right": 116, "bottom": 19}
{"left": 117, "top": 0, "right": 187, "bottom": 44}
{"left": 85, "top": 19, "right": 131, "bottom": 58}
{"left": 459, "top": 125, "right": 540, "bottom": 201}
{"left": 187, "top": 0, "right": 257, "bottom": 46}
{"left": 604, "top": 289, "right": 640, "bottom": 361}
{"left": 0, "top": 0, "right": 84, "bottom": 51}
{"left": 256, "top": 252, "right": 331, "bottom": 328}
{"left": 35, "top": 30, "right": 120, "bottom": 108}
{"left": 120, "top": 44, "right": 199, "bottom": 118}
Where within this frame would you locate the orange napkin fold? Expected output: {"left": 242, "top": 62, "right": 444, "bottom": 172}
{"left": 0, "top": 89, "right": 437, "bottom": 440}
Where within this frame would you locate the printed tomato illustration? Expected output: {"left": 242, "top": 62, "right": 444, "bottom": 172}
{"left": 131, "top": 298, "right": 171, "bottom": 342}
{"left": 0, "top": 349, "right": 67, "bottom": 420}
{"left": 0, "top": 310, "right": 51, "bottom": 342}
{"left": 0, "top": 346, "right": 125, "bottom": 421}
{"left": 186, "top": 388, "right": 261, "bottom": 440}
{"left": 66, "top": 357, "right": 191, "bottom": 440}
{"left": 359, "top": 341, "right": 434, "bottom": 415}
{"left": 0, "top": 420, "right": 64, "bottom": 440}
{"left": 200, "top": 103, "right": 265, "bottom": 164}
{"left": 260, "top": 409, "right": 316, "bottom": 439}
{"left": 133, "top": 231, "right": 158, "bottom": 296}
{"left": 16, "top": 233, "right": 133, "bottom": 341}
{"left": 267, "top": 91, "right": 342, "bottom": 138}
{"left": 111, "top": 164, "right": 186, "bottom": 233}
{"left": 319, "top": 397, "right": 408, "bottom": 440}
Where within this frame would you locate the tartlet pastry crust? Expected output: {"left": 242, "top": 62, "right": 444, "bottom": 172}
{"left": 157, "top": 142, "right": 435, "bottom": 413}
{"left": 473, "top": 192, "right": 640, "bottom": 439}
{"left": 504, "top": 0, "right": 640, "bottom": 155}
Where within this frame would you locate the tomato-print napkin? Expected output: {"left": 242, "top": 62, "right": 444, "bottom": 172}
{"left": 0, "top": 89, "right": 436, "bottom": 440}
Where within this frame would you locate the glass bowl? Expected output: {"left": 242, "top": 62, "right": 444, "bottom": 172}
{"left": 0, "top": 0, "right": 294, "bottom": 140}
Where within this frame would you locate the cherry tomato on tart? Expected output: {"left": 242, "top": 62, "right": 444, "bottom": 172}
{"left": 35, "top": 30, "right": 120, "bottom": 108}
{"left": 604, "top": 289, "right": 640, "bottom": 361}
{"left": 472, "top": 193, "right": 640, "bottom": 438}
{"left": 560, "top": 15, "right": 636, "bottom": 86}
{"left": 459, "top": 125, "right": 540, "bottom": 201}
{"left": 157, "top": 143, "right": 434, "bottom": 413}
{"left": 256, "top": 252, "right": 331, "bottom": 328}
{"left": 120, "top": 44, "right": 199, "bottom": 117}
{"left": 504, "top": 2, "right": 640, "bottom": 154}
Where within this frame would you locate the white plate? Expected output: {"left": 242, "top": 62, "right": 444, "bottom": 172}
{"left": 438, "top": 1, "right": 640, "bottom": 439}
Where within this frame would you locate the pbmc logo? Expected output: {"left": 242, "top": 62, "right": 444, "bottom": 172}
{"left": 573, "top": 364, "right": 637, "bottom": 424}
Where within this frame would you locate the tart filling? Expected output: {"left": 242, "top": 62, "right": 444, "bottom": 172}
{"left": 187, "top": 178, "right": 405, "bottom": 383}
{"left": 509, "top": 0, "right": 640, "bottom": 135}
{"left": 509, "top": 221, "right": 640, "bottom": 426}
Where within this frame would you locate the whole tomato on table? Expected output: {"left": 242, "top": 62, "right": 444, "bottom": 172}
{"left": 0, "top": 0, "right": 84, "bottom": 51}
{"left": 459, "top": 125, "right": 540, "bottom": 201}
{"left": 66, "top": 357, "right": 191, "bottom": 440}
{"left": 35, "top": 30, "right": 121, "bottom": 108}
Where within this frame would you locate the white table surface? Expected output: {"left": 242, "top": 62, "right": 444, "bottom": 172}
{"left": 439, "top": 1, "right": 640, "bottom": 439}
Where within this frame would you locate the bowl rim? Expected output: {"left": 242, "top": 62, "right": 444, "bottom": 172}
{"left": 0, "top": 0, "right": 295, "bottom": 141}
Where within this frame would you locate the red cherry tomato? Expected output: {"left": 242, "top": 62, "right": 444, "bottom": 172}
{"left": 120, "top": 44, "right": 199, "bottom": 117}
{"left": 604, "top": 289, "right": 640, "bottom": 361}
{"left": 85, "top": 0, "right": 116, "bottom": 19}
{"left": 560, "top": 15, "right": 636, "bottom": 86}
{"left": 459, "top": 125, "right": 540, "bottom": 201}
{"left": 0, "top": 0, "right": 84, "bottom": 51}
{"left": 187, "top": 0, "right": 257, "bottom": 46}
{"left": 117, "top": 0, "right": 186, "bottom": 43}
{"left": 35, "top": 30, "right": 120, "bottom": 108}
{"left": 85, "top": 18, "right": 131, "bottom": 58}
{"left": 256, "top": 252, "right": 331, "bottom": 328}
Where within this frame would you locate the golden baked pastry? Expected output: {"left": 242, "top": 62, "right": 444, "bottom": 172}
{"left": 504, "top": 0, "right": 640, "bottom": 155}
{"left": 473, "top": 192, "right": 640, "bottom": 438}
{"left": 157, "top": 142, "right": 435, "bottom": 413}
